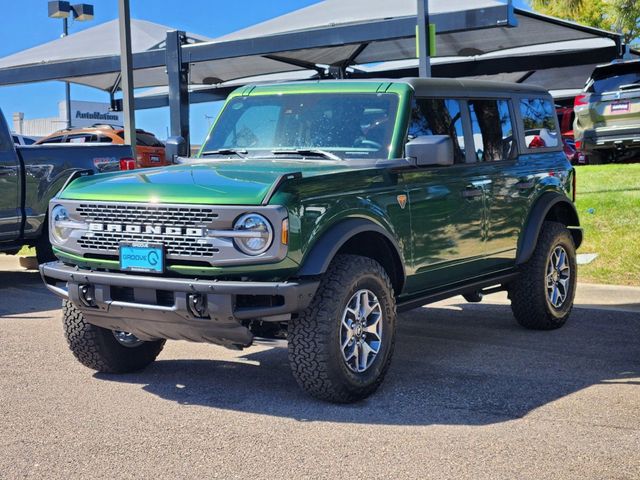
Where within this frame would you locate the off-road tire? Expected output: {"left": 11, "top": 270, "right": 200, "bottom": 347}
{"left": 509, "top": 221, "right": 577, "bottom": 330}
{"left": 288, "top": 254, "right": 397, "bottom": 403}
{"left": 62, "top": 300, "right": 165, "bottom": 373}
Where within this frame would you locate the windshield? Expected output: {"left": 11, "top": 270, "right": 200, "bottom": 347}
{"left": 200, "top": 93, "right": 399, "bottom": 160}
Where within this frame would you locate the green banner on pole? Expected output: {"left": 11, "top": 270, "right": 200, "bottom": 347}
{"left": 429, "top": 23, "right": 436, "bottom": 57}
{"left": 415, "top": 23, "right": 437, "bottom": 58}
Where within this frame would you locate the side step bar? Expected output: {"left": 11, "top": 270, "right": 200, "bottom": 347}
{"left": 397, "top": 272, "right": 519, "bottom": 312}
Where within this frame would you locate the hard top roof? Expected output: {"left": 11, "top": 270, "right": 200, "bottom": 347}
{"left": 242, "top": 77, "right": 551, "bottom": 97}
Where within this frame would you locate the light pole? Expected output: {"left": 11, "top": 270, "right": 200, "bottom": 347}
{"left": 118, "top": 0, "right": 136, "bottom": 153}
{"left": 48, "top": 1, "right": 95, "bottom": 129}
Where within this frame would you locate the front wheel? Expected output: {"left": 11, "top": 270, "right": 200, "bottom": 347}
{"left": 288, "top": 255, "right": 397, "bottom": 403}
{"left": 509, "top": 221, "right": 577, "bottom": 330}
{"left": 62, "top": 300, "right": 165, "bottom": 373}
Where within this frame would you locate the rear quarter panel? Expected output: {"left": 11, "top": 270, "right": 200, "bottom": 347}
{"left": 17, "top": 144, "right": 133, "bottom": 239}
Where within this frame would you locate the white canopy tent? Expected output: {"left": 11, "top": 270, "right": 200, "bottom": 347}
{"left": 0, "top": 0, "right": 517, "bottom": 91}
{"left": 0, "top": 19, "right": 211, "bottom": 92}
{"left": 0, "top": 1, "right": 622, "bottom": 94}
{"left": 134, "top": 37, "right": 628, "bottom": 109}
{"left": 0, "top": 0, "right": 625, "bottom": 146}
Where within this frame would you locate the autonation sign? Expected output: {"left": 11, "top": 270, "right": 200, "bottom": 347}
{"left": 59, "top": 100, "right": 124, "bottom": 128}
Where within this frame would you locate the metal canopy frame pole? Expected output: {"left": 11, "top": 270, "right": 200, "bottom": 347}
{"left": 166, "top": 30, "right": 190, "bottom": 154}
{"left": 417, "top": 0, "right": 431, "bottom": 77}
{"left": 118, "top": 0, "right": 136, "bottom": 154}
{"left": 63, "top": 17, "right": 72, "bottom": 128}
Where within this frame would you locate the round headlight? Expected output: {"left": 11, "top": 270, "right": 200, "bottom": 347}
{"left": 51, "top": 204, "right": 72, "bottom": 243}
{"left": 233, "top": 213, "right": 273, "bottom": 255}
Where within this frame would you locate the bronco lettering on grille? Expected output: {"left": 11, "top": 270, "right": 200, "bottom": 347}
{"left": 89, "top": 223, "right": 205, "bottom": 237}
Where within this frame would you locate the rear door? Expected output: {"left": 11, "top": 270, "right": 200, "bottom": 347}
{"left": 0, "top": 126, "right": 21, "bottom": 241}
{"left": 464, "top": 97, "right": 523, "bottom": 271}
{"left": 481, "top": 95, "right": 563, "bottom": 271}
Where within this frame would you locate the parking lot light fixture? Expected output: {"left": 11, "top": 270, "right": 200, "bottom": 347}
{"left": 47, "top": 1, "right": 95, "bottom": 129}
{"left": 72, "top": 4, "right": 94, "bottom": 22}
{"left": 48, "top": 1, "right": 71, "bottom": 19}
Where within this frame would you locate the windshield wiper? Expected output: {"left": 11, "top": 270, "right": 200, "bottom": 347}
{"left": 271, "top": 148, "right": 342, "bottom": 161}
{"left": 200, "top": 148, "right": 248, "bottom": 158}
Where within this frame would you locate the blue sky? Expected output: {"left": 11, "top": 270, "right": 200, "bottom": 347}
{"left": 0, "top": 0, "right": 530, "bottom": 142}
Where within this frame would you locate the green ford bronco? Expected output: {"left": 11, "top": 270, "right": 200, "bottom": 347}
{"left": 41, "top": 78, "right": 582, "bottom": 403}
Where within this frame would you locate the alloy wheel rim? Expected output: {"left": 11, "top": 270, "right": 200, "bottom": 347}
{"left": 113, "top": 330, "right": 144, "bottom": 348}
{"left": 546, "top": 245, "right": 571, "bottom": 309}
{"left": 340, "top": 289, "right": 383, "bottom": 373}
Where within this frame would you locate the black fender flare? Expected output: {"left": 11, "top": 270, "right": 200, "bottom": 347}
{"left": 297, "top": 218, "right": 406, "bottom": 282}
{"left": 516, "top": 192, "right": 582, "bottom": 265}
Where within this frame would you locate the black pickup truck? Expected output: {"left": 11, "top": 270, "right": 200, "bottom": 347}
{"left": 0, "top": 110, "right": 133, "bottom": 262}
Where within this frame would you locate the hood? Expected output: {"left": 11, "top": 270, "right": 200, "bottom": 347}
{"left": 59, "top": 159, "right": 356, "bottom": 205}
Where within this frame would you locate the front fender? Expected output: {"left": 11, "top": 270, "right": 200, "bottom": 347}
{"left": 297, "top": 217, "right": 405, "bottom": 279}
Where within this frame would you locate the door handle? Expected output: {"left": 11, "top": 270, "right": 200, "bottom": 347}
{"left": 461, "top": 187, "right": 483, "bottom": 199}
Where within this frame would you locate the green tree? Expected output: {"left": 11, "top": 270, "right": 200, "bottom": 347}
{"left": 528, "top": 0, "right": 640, "bottom": 46}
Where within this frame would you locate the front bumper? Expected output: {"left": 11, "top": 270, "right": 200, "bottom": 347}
{"left": 40, "top": 261, "right": 318, "bottom": 348}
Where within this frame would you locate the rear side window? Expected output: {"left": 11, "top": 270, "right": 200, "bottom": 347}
{"left": 67, "top": 134, "right": 91, "bottom": 144}
{"left": 136, "top": 132, "right": 164, "bottom": 147}
{"left": 22, "top": 137, "right": 36, "bottom": 145}
{"left": 468, "top": 99, "right": 515, "bottom": 162}
{"left": 520, "top": 98, "right": 559, "bottom": 148}
{"left": 40, "top": 136, "right": 65, "bottom": 144}
{"left": 408, "top": 98, "right": 466, "bottom": 163}
{"left": 116, "top": 131, "right": 164, "bottom": 147}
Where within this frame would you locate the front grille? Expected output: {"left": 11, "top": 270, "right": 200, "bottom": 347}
{"left": 76, "top": 203, "right": 218, "bottom": 227}
{"left": 77, "top": 232, "right": 219, "bottom": 257}
{"left": 75, "top": 203, "right": 220, "bottom": 258}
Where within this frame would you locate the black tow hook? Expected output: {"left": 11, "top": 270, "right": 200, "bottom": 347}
{"left": 187, "top": 293, "right": 209, "bottom": 318}
{"left": 79, "top": 284, "right": 97, "bottom": 308}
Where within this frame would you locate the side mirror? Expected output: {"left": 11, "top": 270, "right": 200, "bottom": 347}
{"left": 405, "top": 135, "right": 454, "bottom": 167}
{"left": 165, "top": 136, "right": 187, "bottom": 164}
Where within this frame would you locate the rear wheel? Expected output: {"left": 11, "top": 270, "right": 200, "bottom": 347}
{"left": 288, "top": 255, "right": 396, "bottom": 403}
{"left": 509, "top": 221, "right": 577, "bottom": 330}
{"left": 62, "top": 300, "right": 165, "bottom": 373}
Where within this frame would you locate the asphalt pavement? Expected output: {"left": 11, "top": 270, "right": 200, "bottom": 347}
{"left": 1, "top": 255, "right": 639, "bottom": 479}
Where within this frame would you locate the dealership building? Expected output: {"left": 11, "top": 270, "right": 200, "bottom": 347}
{"left": 12, "top": 100, "right": 124, "bottom": 137}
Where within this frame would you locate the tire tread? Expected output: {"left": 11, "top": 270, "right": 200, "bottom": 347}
{"left": 288, "top": 254, "right": 396, "bottom": 403}
{"left": 510, "top": 221, "right": 576, "bottom": 330}
{"left": 62, "top": 300, "right": 165, "bottom": 373}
